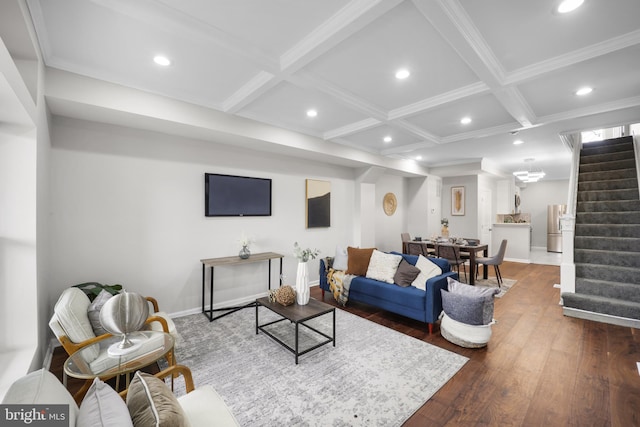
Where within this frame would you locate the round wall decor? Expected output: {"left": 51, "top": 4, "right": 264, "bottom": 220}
{"left": 383, "top": 192, "right": 397, "bottom": 216}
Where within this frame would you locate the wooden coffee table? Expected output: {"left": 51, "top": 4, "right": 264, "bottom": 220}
{"left": 255, "top": 297, "right": 335, "bottom": 364}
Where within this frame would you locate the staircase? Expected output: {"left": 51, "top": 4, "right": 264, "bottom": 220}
{"left": 562, "top": 136, "right": 640, "bottom": 322}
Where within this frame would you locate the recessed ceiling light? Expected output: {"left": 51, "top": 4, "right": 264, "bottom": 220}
{"left": 153, "top": 55, "right": 171, "bottom": 66}
{"left": 557, "top": 0, "right": 584, "bottom": 13}
{"left": 460, "top": 117, "right": 472, "bottom": 125}
{"left": 395, "top": 69, "right": 410, "bottom": 80}
{"left": 575, "top": 87, "right": 593, "bottom": 96}
{"left": 513, "top": 140, "right": 524, "bottom": 145}
{"left": 306, "top": 109, "right": 318, "bottom": 118}
{"left": 383, "top": 136, "right": 392, "bottom": 143}
{"left": 416, "top": 155, "right": 422, "bottom": 160}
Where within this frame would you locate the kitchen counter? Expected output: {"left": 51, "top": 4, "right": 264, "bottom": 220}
{"left": 492, "top": 223, "right": 531, "bottom": 263}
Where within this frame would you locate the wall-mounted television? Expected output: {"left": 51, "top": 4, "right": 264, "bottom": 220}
{"left": 205, "top": 173, "right": 272, "bottom": 217}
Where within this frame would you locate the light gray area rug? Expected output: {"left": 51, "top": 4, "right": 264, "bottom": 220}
{"left": 473, "top": 277, "right": 516, "bottom": 298}
{"left": 169, "top": 307, "right": 468, "bottom": 427}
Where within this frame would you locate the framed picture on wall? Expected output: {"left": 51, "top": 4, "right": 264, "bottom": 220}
{"left": 451, "top": 186, "right": 465, "bottom": 216}
{"left": 306, "top": 179, "right": 331, "bottom": 228}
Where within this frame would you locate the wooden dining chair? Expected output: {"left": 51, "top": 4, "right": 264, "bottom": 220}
{"left": 436, "top": 244, "right": 467, "bottom": 282}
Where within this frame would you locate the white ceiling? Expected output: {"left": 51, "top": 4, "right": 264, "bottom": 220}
{"left": 23, "top": 0, "right": 640, "bottom": 179}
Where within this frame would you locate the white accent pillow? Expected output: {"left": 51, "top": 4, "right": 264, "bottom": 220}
{"left": 411, "top": 255, "right": 443, "bottom": 291}
{"left": 78, "top": 377, "right": 133, "bottom": 427}
{"left": 54, "top": 287, "right": 99, "bottom": 361}
{"left": 365, "top": 250, "right": 403, "bottom": 284}
{"left": 2, "top": 369, "right": 79, "bottom": 426}
{"left": 333, "top": 246, "right": 348, "bottom": 271}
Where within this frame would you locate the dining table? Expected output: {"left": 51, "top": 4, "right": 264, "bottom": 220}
{"left": 404, "top": 240, "right": 488, "bottom": 285}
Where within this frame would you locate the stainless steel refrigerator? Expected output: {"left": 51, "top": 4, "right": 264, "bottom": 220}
{"left": 547, "top": 204, "right": 567, "bottom": 252}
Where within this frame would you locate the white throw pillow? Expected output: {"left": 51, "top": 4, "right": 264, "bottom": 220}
{"left": 365, "top": 250, "right": 403, "bottom": 284}
{"left": 333, "top": 246, "right": 348, "bottom": 271}
{"left": 78, "top": 377, "right": 133, "bottom": 427}
{"left": 54, "top": 287, "right": 99, "bottom": 361}
{"left": 411, "top": 255, "right": 443, "bottom": 291}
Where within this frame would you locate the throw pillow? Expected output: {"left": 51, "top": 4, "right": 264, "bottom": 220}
{"left": 333, "top": 246, "right": 348, "bottom": 271}
{"left": 345, "top": 247, "right": 376, "bottom": 276}
{"left": 87, "top": 289, "right": 113, "bottom": 336}
{"left": 78, "top": 377, "right": 133, "bottom": 427}
{"left": 54, "top": 287, "right": 99, "bottom": 361}
{"left": 365, "top": 250, "right": 403, "bottom": 284}
{"left": 447, "top": 277, "right": 499, "bottom": 325}
{"left": 127, "top": 371, "right": 189, "bottom": 427}
{"left": 411, "top": 255, "right": 443, "bottom": 291}
{"left": 441, "top": 289, "right": 485, "bottom": 326}
{"left": 393, "top": 259, "right": 421, "bottom": 287}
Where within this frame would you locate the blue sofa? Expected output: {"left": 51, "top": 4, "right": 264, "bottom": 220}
{"left": 319, "top": 252, "right": 458, "bottom": 333}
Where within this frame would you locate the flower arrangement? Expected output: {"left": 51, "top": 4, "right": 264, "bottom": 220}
{"left": 293, "top": 242, "right": 320, "bottom": 263}
{"left": 441, "top": 218, "right": 449, "bottom": 227}
{"left": 238, "top": 232, "right": 254, "bottom": 248}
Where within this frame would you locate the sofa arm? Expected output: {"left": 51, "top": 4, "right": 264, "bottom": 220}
{"left": 424, "top": 271, "right": 458, "bottom": 324}
{"left": 318, "top": 259, "right": 330, "bottom": 292}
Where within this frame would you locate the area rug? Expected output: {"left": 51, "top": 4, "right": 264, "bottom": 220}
{"left": 472, "top": 277, "right": 516, "bottom": 298}
{"left": 168, "top": 307, "right": 468, "bottom": 426}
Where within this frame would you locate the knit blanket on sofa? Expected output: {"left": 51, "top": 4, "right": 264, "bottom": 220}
{"left": 327, "top": 269, "right": 355, "bottom": 306}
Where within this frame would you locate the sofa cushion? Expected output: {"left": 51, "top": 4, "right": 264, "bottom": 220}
{"left": 333, "top": 246, "right": 348, "bottom": 271}
{"left": 78, "top": 377, "right": 133, "bottom": 427}
{"left": 365, "top": 250, "right": 403, "bottom": 284}
{"left": 441, "top": 289, "right": 485, "bottom": 325}
{"left": 127, "top": 371, "right": 189, "bottom": 427}
{"left": 1, "top": 369, "right": 79, "bottom": 426}
{"left": 87, "top": 289, "right": 113, "bottom": 336}
{"left": 345, "top": 247, "right": 375, "bottom": 276}
{"left": 447, "top": 277, "right": 499, "bottom": 325}
{"left": 411, "top": 255, "right": 443, "bottom": 291}
{"left": 393, "top": 259, "right": 421, "bottom": 287}
{"left": 391, "top": 252, "right": 451, "bottom": 273}
{"left": 350, "top": 276, "right": 426, "bottom": 311}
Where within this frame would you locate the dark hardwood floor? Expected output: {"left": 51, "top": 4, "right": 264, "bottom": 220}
{"left": 50, "top": 261, "right": 640, "bottom": 426}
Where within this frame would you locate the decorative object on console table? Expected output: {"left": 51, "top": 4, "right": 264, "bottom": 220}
{"left": 451, "top": 186, "right": 465, "bottom": 216}
{"left": 306, "top": 179, "right": 331, "bottom": 228}
{"left": 238, "top": 232, "right": 253, "bottom": 259}
{"left": 293, "top": 242, "right": 320, "bottom": 305}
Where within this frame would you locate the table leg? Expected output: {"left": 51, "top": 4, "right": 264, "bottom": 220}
{"left": 279, "top": 258, "right": 283, "bottom": 286}
{"left": 333, "top": 309, "right": 336, "bottom": 347}
{"left": 295, "top": 322, "right": 299, "bottom": 365}
{"left": 255, "top": 303, "right": 259, "bottom": 335}
{"left": 483, "top": 248, "right": 488, "bottom": 280}
{"left": 268, "top": 259, "right": 272, "bottom": 290}
{"left": 209, "top": 266, "right": 214, "bottom": 321}
{"left": 469, "top": 251, "right": 476, "bottom": 285}
{"left": 201, "top": 264, "right": 205, "bottom": 315}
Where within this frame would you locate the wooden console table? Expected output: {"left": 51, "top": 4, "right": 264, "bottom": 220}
{"left": 200, "top": 252, "right": 284, "bottom": 322}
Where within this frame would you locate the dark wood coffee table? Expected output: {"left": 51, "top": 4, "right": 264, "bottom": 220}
{"left": 255, "top": 297, "right": 335, "bottom": 364}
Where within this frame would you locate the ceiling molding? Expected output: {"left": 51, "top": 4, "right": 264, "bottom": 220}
{"left": 433, "top": 0, "right": 506, "bottom": 84}
{"left": 387, "top": 81, "right": 490, "bottom": 120}
{"left": 223, "top": 71, "right": 278, "bottom": 114}
{"left": 492, "top": 87, "right": 537, "bottom": 127}
{"left": 440, "top": 122, "right": 521, "bottom": 144}
{"left": 279, "top": 0, "right": 404, "bottom": 73}
{"left": 392, "top": 120, "right": 442, "bottom": 144}
{"left": 381, "top": 141, "right": 437, "bottom": 156}
{"left": 505, "top": 29, "right": 640, "bottom": 85}
{"left": 537, "top": 95, "right": 640, "bottom": 127}
{"left": 324, "top": 118, "right": 381, "bottom": 140}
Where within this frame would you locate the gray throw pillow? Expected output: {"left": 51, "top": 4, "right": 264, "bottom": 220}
{"left": 441, "top": 289, "right": 485, "bottom": 326}
{"left": 447, "top": 277, "right": 499, "bottom": 325}
{"left": 87, "top": 289, "right": 113, "bottom": 336}
{"left": 393, "top": 259, "right": 421, "bottom": 287}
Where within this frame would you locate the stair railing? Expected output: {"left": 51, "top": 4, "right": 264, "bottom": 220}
{"left": 634, "top": 135, "right": 640, "bottom": 187}
{"left": 558, "top": 133, "right": 581, "bottom": 296}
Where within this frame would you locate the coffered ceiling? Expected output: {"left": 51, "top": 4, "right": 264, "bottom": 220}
{"left": 24, "top": 0, "right": 640, "bottom": 179}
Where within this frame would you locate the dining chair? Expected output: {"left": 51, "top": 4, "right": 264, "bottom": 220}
{"left": 401, "top": 232, "right": 411, "bottom": 253}
{"left": 475, "top": 239, "right": 508, "bottom": 286}
{"left": 407, "top": 241, "right": 429, "bottom": 257}
{"left": 436, "top": 244, "right": 467, "bottom": 282}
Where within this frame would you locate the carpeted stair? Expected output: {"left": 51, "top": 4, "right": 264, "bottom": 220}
{"left": 562, "top": 136, "right": 640, "bottom": 321}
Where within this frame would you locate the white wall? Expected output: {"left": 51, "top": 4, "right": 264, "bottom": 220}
{"left": 518, "top": 179, "right": 569, "bottom": 248}
{"left": 442, "top": 175, "right": 478, "bottom": 239}
{"left": 374, "top": 174, "right": 405, "bottom": 252}
{"left": 49, "top": 117, "right": 368, "bottom": 314}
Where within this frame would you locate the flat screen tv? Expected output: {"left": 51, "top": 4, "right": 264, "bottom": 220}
{"left": 205, "top": 173, "right": 272, "bottom": 217}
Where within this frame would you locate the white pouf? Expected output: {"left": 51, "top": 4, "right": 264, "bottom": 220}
{"left": 440, "top": 312, "right": 494, "bottom": 348}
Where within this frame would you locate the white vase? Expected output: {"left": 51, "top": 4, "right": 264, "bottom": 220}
{"left": 295, "top": 261, "right": 310, "bottom": 305}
